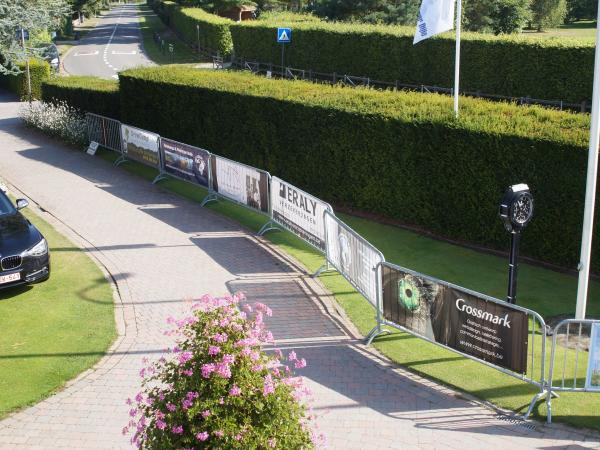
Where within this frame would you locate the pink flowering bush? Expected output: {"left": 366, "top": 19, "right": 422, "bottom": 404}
{"left": 124, "top": 293, "right": 324, "bottom": 449}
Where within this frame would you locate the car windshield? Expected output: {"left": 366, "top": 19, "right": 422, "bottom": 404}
{"left": 0, "top": 194, "right": 16, "bottom": 216}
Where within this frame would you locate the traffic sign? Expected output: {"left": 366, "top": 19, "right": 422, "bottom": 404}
{"left": 277, "top": 28, "right": 291, "bottom": 43}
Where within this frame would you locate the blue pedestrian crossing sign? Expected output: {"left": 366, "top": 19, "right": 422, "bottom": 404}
{"left": 277, "top": 28, "right": 291, "bottom": 43}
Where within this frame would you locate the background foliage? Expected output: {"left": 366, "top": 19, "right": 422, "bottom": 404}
{"left": 0, "top": 58, "right": 50, "bottom": 99}
{"left": 109, "top": 67, "right": 595, "bottom": 272}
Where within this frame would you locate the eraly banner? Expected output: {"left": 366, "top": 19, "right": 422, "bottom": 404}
{"left": 324, "top": 211, "right": 384, "bottom": 305}
{"left": 382, "top": 264, "right": 529, "bottom": 373}
{"left": 160, "top": 138, "right": 210, "bottom": 188}
{"left": 270, "top": 177, "right": 331, "bottom": 251}
{"left": 121, "top": 125, "right": 160, "bottom": 167}
{"left": 211, "top": 156, "right": 269, "bottom": 214}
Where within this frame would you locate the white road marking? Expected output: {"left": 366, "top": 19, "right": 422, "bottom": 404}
{"left": 111, "top": 50, "right": 137, "bottom": 55}
{"left": 74, "top": 51, "right": 99, "bottom": 56}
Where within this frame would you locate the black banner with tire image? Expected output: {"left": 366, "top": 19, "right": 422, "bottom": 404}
{"left": 382, "top": 265, "right": 529, "bottom": 374}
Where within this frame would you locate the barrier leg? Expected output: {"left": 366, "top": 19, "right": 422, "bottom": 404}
{"left": 311, "top": 261, "right": 335, "bottom": 278}
{"left": 365, "top": 265, "right": 391, "bottom": 345}
{"left": 200, "top": 192, "right": 218, "bottom": 207}
{"left": 257, "top": 220, "right": 280, "bottom": 236}
{"left": 152, "top": 172, "right": 169, "bottom": 185}
{"left": 523, "top": 389, "right": 549, "bottom": 420}
{"left": 114, "top": 155, "right": 127, "bottom": 166}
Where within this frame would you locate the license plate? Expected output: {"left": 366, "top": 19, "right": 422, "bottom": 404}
{"left": 0, "top": 272, "right": 20, "bottom": 284}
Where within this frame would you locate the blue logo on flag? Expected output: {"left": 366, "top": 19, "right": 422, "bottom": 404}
{"left": 277, "top": 28, "right": 292, "bottom": 43}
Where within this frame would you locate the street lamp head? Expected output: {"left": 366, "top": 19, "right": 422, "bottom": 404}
{"left": 499, "top": 183, "right": 534, "bottom": 233}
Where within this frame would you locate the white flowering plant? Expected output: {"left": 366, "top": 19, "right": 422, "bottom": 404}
{"left": 19, "top": 100, "right": 87, "bottom": 146}
{"left": 124, "top": 293, "right": 325, "bottom": 449}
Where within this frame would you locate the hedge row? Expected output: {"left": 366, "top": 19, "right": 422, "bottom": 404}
{"left": 0, "top": 59, "right": 51, "bottom": 100}
{"left": 151, "top": 0, "right": 233, "bottom": 56}
{"left": 117, "top": 66, "right": 594, "bottom": 272}
{"left": 41, "top": 76, "right": 120, "bottom": 118}
{"left": 149, "top": 0, "right": 595, "bottom": 103}
{"left": 230, "top": 21, "right": 595, "bottom": 103}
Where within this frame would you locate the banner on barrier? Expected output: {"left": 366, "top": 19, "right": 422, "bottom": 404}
{"left": 586, "top": 324, "right": 600, "bottom": 390}
{"left": 211, "top": 156, "right": 269, "bottom": 213}
{"left": 324, "top": 211, "right": 384, "bottom": 305}
{"left": 271, "top": 177, "right": 331, "bottom": 251}
{"left": 121, "top": 125, "right": 160, "bottom": 167}
{"left": 161, "top": 138, "right": 210, "bottom": 188}
{"left": 381, "top": 264, "right": 529, "bottom": 373}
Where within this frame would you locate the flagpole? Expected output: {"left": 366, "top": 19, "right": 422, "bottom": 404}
{"left": 575, "top": 0, "right": 600, "bottom": 320}
{"left": 453, "top": 0, "right": 461, "bottom": 117}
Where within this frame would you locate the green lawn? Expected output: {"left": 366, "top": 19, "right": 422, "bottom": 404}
{"left": 0, "top": 197, "right": 116, "bottom": 418}
{"left": 97, "top": 149, "right": 600, "bottom": 430}
{"left": 137, "top": 4, "right": 206, "bottom": 65}
{"left": 523, "top": 20, "right": 596, "bottom": 41}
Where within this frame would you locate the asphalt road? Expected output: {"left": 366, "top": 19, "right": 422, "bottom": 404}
{"left": 63, "top": 4, "right": 153, "bottom": 79}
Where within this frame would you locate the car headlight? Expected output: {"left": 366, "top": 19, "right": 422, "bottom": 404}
{"left": 22, "top": 238, "right": 48, "bottom": 257}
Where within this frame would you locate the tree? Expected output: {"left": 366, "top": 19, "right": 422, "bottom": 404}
{"left": 491, "top": 0, "right": 531, "bottom": 34}
{"left": 565, "top": 0, "right": 595, "bottom": 22}
{"left": 530, "top": 0, "right": 567, "bottom": 30}
{"left": 0, "top": 0, "right": 70, "bottom": 74}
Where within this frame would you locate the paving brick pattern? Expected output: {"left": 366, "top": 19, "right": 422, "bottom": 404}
{"left": 0, "top": 93, "right": 599, "bottom": 449}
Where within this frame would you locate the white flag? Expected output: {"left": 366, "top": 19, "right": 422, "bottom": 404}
{"left": 413, "top": 0, "right": 455, "bottom": 44}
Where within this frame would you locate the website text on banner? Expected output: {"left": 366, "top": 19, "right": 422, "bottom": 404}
{"left": 324, "top": 210, "right": 384, "bottom": 306}
{"left": 160, "top": 138, "right": 211, "bottom": 188}
{"left": 121, "top": 124, "right": 160, "bottom": 168}
{"left": 382, "top": 264, "right": 529, "bottom": 373}
{"left": 210, "top": 155, "right": 269, "bottom": 214}
{"left": 86, "top": 113, "right": 122, "bottom": 153}
{"left": 270, "top": 177, "right": 332, "bottom": 252}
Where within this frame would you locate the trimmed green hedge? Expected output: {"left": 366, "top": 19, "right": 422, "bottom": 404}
{"left": 118, "top": 66, "right": 594, "bottom": 271}
{"left": 157, "top": 1, "right": 233, "bottom": 56}
{"left": 41, "top": 76, "right": 120, "bottom": 118}
{"left": 1, "top": 59, "right": 51, "bottom": 100}
{"left": 230, "top": 21, "right": 595, "bottom": 103}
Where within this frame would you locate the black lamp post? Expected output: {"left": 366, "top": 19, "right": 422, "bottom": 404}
{"left": 499, "top": 184, "right": 534, "bottom": 305}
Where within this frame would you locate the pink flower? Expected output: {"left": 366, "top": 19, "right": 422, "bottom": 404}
{"left": 255, "top": 302, "right": 273, "bottom": 317}
{"left": 196, "top": 431, "right": 209, "bottom": 441}
{"left": 235, "top": 434, "right": 242, "bottom": 441}
{"left": 294, "top": 358, "right": 307, "bottom": 369}
{"left": 178, "top": 351, "right": 193, "bottom": 365}
{"left": 201, "top": 409, "right": 211, "bottom": 418}
{"left": 201, "top": 363, "right": 215, "bottom": 378}
{"left": 288, "top": 351, "right": 297, "bottom": 361}
{"left": 242, "top": 304, "right": 252, "bottom": 313}
{"left": 171, "top": 425, "right": 183, "bottom": 434}
{"left": 215, "top": 362, "right": 232, "bottom": 379}
{"left": 251, "top": 364, "right": 263, "bottom": 372}
{"left": 139, "top": 368, "right": 146, "bottom": 378}
{"left": 135, "top": 392, "right": 143, "bottom": 403}
{"left": 229, "top": 385, "right": 241, "bottom": 396}
{"left": 222, "top": 354, "right": 235, "bottom": 364}
{"left": 268, "top": 438, "right": 277, "bottom": 448}
{"left": 126, "top": 398, "right": 132, "bottom": 405}
{"left": 166, "top": 402, "right": 176, "bottom": 412}
{"left": 156, "top": 419, "right": 166, "bottom": 430}
{"left": 208, "top": 345, "right": 221, "bottom": 356}
{"left": 214, "top": 430, "right": 224, "bottom": 437}
{"left": 186, "top": 391, "right": 199, "bottom": 399}
{"left": 263, "top": 374, "right": 275, "bottom": 396}
{"left": 155, "top": 411, "right": 165, "bottom": 420}
{"left": 129, "top": 408, "right": 137, "bottom": 417}
{"left": 212, "top": 333, "right": 228, "bottom": 343}
{"left": 182, "top": 368, "right": 193, "bottom": 377}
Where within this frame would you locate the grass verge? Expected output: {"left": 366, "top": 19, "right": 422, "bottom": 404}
{"left": 96, "top": 148, "right": 600, "bottom": 430}
{"left": 137, "top": 4, "right": 205, "bottom": 65}
{"left": 0, "top": 195, "right": 116, "bottom": 418}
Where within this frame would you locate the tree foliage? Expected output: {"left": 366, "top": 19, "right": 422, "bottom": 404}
{"left": 0, "top": 0, "right": 70, "bottom": 74}
{"left": 530, "top": 0, "right": 567, "bottom": 29}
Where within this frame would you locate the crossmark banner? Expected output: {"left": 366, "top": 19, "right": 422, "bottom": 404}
{"left": 413, "top": 0, "right": 455, "bottom": 44}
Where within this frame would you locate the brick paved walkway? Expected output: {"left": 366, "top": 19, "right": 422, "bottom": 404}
{"left": 0, "top": 93, "right": 599, "bottom": 449}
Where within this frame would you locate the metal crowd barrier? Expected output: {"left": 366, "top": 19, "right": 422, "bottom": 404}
{"left": 86, "top": 113, "right": 122, "bottom": 153}
{"left": 376, "top": 261, "right": 549, "bottom": 420}
{"left": 546, "top": 318, "right": 600, "bottom": 423}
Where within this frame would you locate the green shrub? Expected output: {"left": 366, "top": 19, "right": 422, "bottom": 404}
{"left": 118, "top": 66, "right": 595, "bottom": 272}
{"left": 41, "top": 76, "right": 120, "bottom": 119}
{"left": 229, "top": 21, "right": 594, "bottom": 103}
{"left": 1, "top": 59, "right": 51, "bottom": 100}
{"left": 160, "top": 1, "right": 233, "bottom": 56}
{"left": 124, "top": 294, "right": 321, "bottom": 449}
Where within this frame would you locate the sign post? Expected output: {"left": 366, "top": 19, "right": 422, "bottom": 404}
{"left": 277, "top": 27, "right": 291, "bottom": 76}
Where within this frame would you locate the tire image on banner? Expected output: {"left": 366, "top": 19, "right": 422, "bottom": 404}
{"left": 160, "top": 138, "right": 210, "bottom": 188}
{"left": 211, "top": 156, "right": 269, "bottom": 214}
{"left": 270, "top": 177, "right": 331, "bottom": 252}
{"left": 121, "top": 124, "right": 160, "bottom": 168}
{"left": 324, "top": 211, "right": 384, "bottom": 306}
{"left": 381, "top": 264, "right": 529, "bottom": 374}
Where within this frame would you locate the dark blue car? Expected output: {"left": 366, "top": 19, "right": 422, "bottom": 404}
{"left": 0, "top": 190, "right": 50, "bottom": 289}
